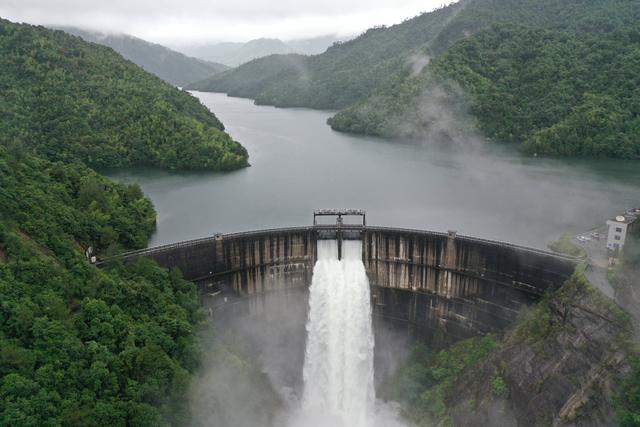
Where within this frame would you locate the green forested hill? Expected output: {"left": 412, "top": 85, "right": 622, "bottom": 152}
{"left": 188, "top": 37, "right": 295, "bottom": 67}
{"left": 330, "top": 25, "right": 640, "bottom": 158}
{"left": 187, "top": 0, "right": 640, "bottom": 158}
{"left": 60, "top": 27, "right": 229, "bottom": 87}
{"left": 0, "top": 145, "right": 203, "bottom": 425}
{"left": 425, "top": 0, "right": 640, "bottom": 54}
{"left": 187, "top": 53, "right": 309, "bottom": 100}
{"left": 385, "top": 271, "right": 635, "bottom": 426}
{"left": 182, "top": 35, "right": 343, "bottom": 67}
{"left": 0, "top": 19, "right": 250, "bottom": 424}
{"left": 0, "top": 19, "right": 248, "bottom": 170}
{"left": 186, "top": 3, "right": 464, "bottom": 109}
{"left": 187, "top": 0, "right": 640, "bottom": 111}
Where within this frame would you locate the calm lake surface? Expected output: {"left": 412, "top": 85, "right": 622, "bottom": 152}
{"left": 107, "top": 91, "right": 640, "bottom": 249}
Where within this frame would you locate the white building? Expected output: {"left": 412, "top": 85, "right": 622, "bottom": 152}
{"left": 606, "top": 209, "right": 639, "bottom": 252}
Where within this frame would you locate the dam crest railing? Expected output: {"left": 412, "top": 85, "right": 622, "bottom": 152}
{"left": 100, "top": 225, "right": 580, "bottom": 264}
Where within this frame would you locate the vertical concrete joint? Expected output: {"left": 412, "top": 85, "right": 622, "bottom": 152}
{"left": 442, "top": 230, "right": 458, "bottom": 298}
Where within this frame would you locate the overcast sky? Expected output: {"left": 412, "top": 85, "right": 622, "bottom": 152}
{"left": 0, "top": 0, "right": 454, "bottom": 45}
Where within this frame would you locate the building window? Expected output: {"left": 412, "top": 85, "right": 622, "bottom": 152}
{"left": 616, "top": 227, "right": 623, "bottom": 232}
{"left": 614, "top": 235, "right": 621, "bottom": 241}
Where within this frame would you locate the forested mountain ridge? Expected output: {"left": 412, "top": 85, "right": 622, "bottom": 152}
{"left": 187, "top": 0, "right": 640, "bottom": 158}
{"left": 0, "top": 18, "right": 228, "bottom": 424}
{"left": 180, "top": 34, "right": 344, "bottom": 67}
{"left": 421, "top": 0, "right": 640, "bottom": 54}
{"left": 330, "top": 24, "right": 640, "bottom": 158}
{"left": 59, "top": 27, "right": 229, "bottom": 87}
{"left": 0, "top": 19, "right": 248, "bottom": 170}
{"left": 187, "top": 0, "right": 640, "bottom": 110}
{"left": 181, "top": 38, "right": 293, "bottom": 67}
{"left": 187, "top": 54, "right": 309, "bottom": 100}
{"left": 0, "top": 146, "right": 203, "bottom": 425}
{"left": 186, "top": 3, "right": 464, "bottom": 109}
{"left": 386, "top": 270, "right": 638, "bottom": 426}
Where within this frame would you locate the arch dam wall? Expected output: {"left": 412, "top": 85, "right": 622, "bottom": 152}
{"left": 110, "top": 226, "right": 577, "bottom": 340}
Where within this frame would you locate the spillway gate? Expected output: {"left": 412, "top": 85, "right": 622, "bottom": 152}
{"left": 313, "top": 209, "right": 365, "bottom": 260}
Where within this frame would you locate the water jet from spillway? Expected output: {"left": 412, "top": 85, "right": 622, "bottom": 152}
{"left": 286, "top": 239, "right": 410, "bottom": 427}
{"left": 304, "top": 239, "right": 374, "bottom": 426}
{"left": 289, "top": 239, "right": 374, "bottom": 426}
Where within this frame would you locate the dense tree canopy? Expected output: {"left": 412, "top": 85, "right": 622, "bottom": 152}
{"left": 188, "top": 0, "right": 640, "bottom": 112}
{"left": 329, "top": 24, "right": 640, "bottom": 158}
{"left": 0, "top": 19, "right": 229, "bottom": 425}
{"left": 186, "top": 3, "right": 465, "bottom": 109}
{"left": 382, "top": 336, "right": 497, "bottom": 425}
{"left": 60, "top": 27, "right": 229, "bottom": 88}
{"left": 0, "top": 19, "right": 248, "bottom": 171}
{"left": 188, "top": 0, "right": 640, "bottom": 159}
{"left": 0, "top": 145, "right": 203, "bottom": 425}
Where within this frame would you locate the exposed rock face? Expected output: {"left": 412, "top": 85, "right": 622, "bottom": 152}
{"left": 614, "top": 267, "right": 640, "bottom": 324}
{"left": 446, "top": 273, "right": 632, "bottom": 426}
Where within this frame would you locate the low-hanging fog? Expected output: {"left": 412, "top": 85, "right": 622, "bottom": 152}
{"left": 188, "top": 262, "right": 414, "bottom": 427}
{"left": 0, "top": 0, "right": 453, "bottom": 45}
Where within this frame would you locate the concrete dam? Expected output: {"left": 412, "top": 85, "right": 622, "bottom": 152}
{"left": 109, "top": 210, "right": 578, "bottom": 340}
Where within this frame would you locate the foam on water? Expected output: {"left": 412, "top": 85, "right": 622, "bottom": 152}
{"left": 284, "top": 238, "right": 409, "bottom": 427}
{"left": 287, "top": 239, "right": 408, "bottom": 426}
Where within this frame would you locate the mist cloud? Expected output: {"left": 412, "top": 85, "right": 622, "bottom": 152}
{"left": 0, "top": 0, "right": 455, "bottom": 45}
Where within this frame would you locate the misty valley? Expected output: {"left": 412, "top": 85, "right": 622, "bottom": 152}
{"left": 1, "top": 0, "right": 640, "bottom": 426}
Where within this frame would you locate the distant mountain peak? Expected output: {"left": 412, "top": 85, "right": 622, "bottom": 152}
{"left": 57, "top": 26, "right": 228, "bottom": 87}
{"left": 177, "top": 34, "right": 348, "bottom": 67}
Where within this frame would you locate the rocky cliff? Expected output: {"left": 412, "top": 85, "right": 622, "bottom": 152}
{"left": 446, "top": 272, "right": 634, "bottom": 426}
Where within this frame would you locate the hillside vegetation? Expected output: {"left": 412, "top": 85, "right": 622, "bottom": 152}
{"left": 188, "top": 54, "right": 309, "bottom": 101}
{"left": 188, "top": 0, "right": 640, "bottom": 158}
{"left": 182, "top": 35, "right": 343, "bottom": 67}
{"left": 387, "top": 270, "right": 636, "bottom": 426}
{"left": 188, "top": 0, "right": 639, "bottom": 109}
{"left": 0, "top": 144, "right": 204, "bottom": 425}
{"left": 612, "top": 229, "right": 640, "bottom": 426}
{"left": 60, "top": 28, "right": 229, "bottom": 87}
{"left": 183, "top": 38, "right": 294, "bottom": 67}
{"left": 0, "top": 19, "right": 256, "bottom": 425}
{"left": 0, "top": 19, "right": 248, "bottom": 171}
{"left": 186, "top": 4, "right": 464, "bottom": 109}
{"left": 331, "top": 24, "right": 640, "bottom": 158}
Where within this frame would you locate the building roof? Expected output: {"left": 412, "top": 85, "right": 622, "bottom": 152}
{"left": 607, "top": 208, "right": 640, "bottom": 225}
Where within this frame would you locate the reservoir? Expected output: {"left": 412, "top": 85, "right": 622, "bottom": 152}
{"left": 107, "top": 91, "right": 640, "bottom": 249}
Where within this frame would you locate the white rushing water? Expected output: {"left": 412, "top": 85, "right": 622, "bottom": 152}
{"left": 298, "top": 239, "right": 375, "bottom": 427}
{"left": 286, "top": 239, "right": 408, "bottom": 427}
